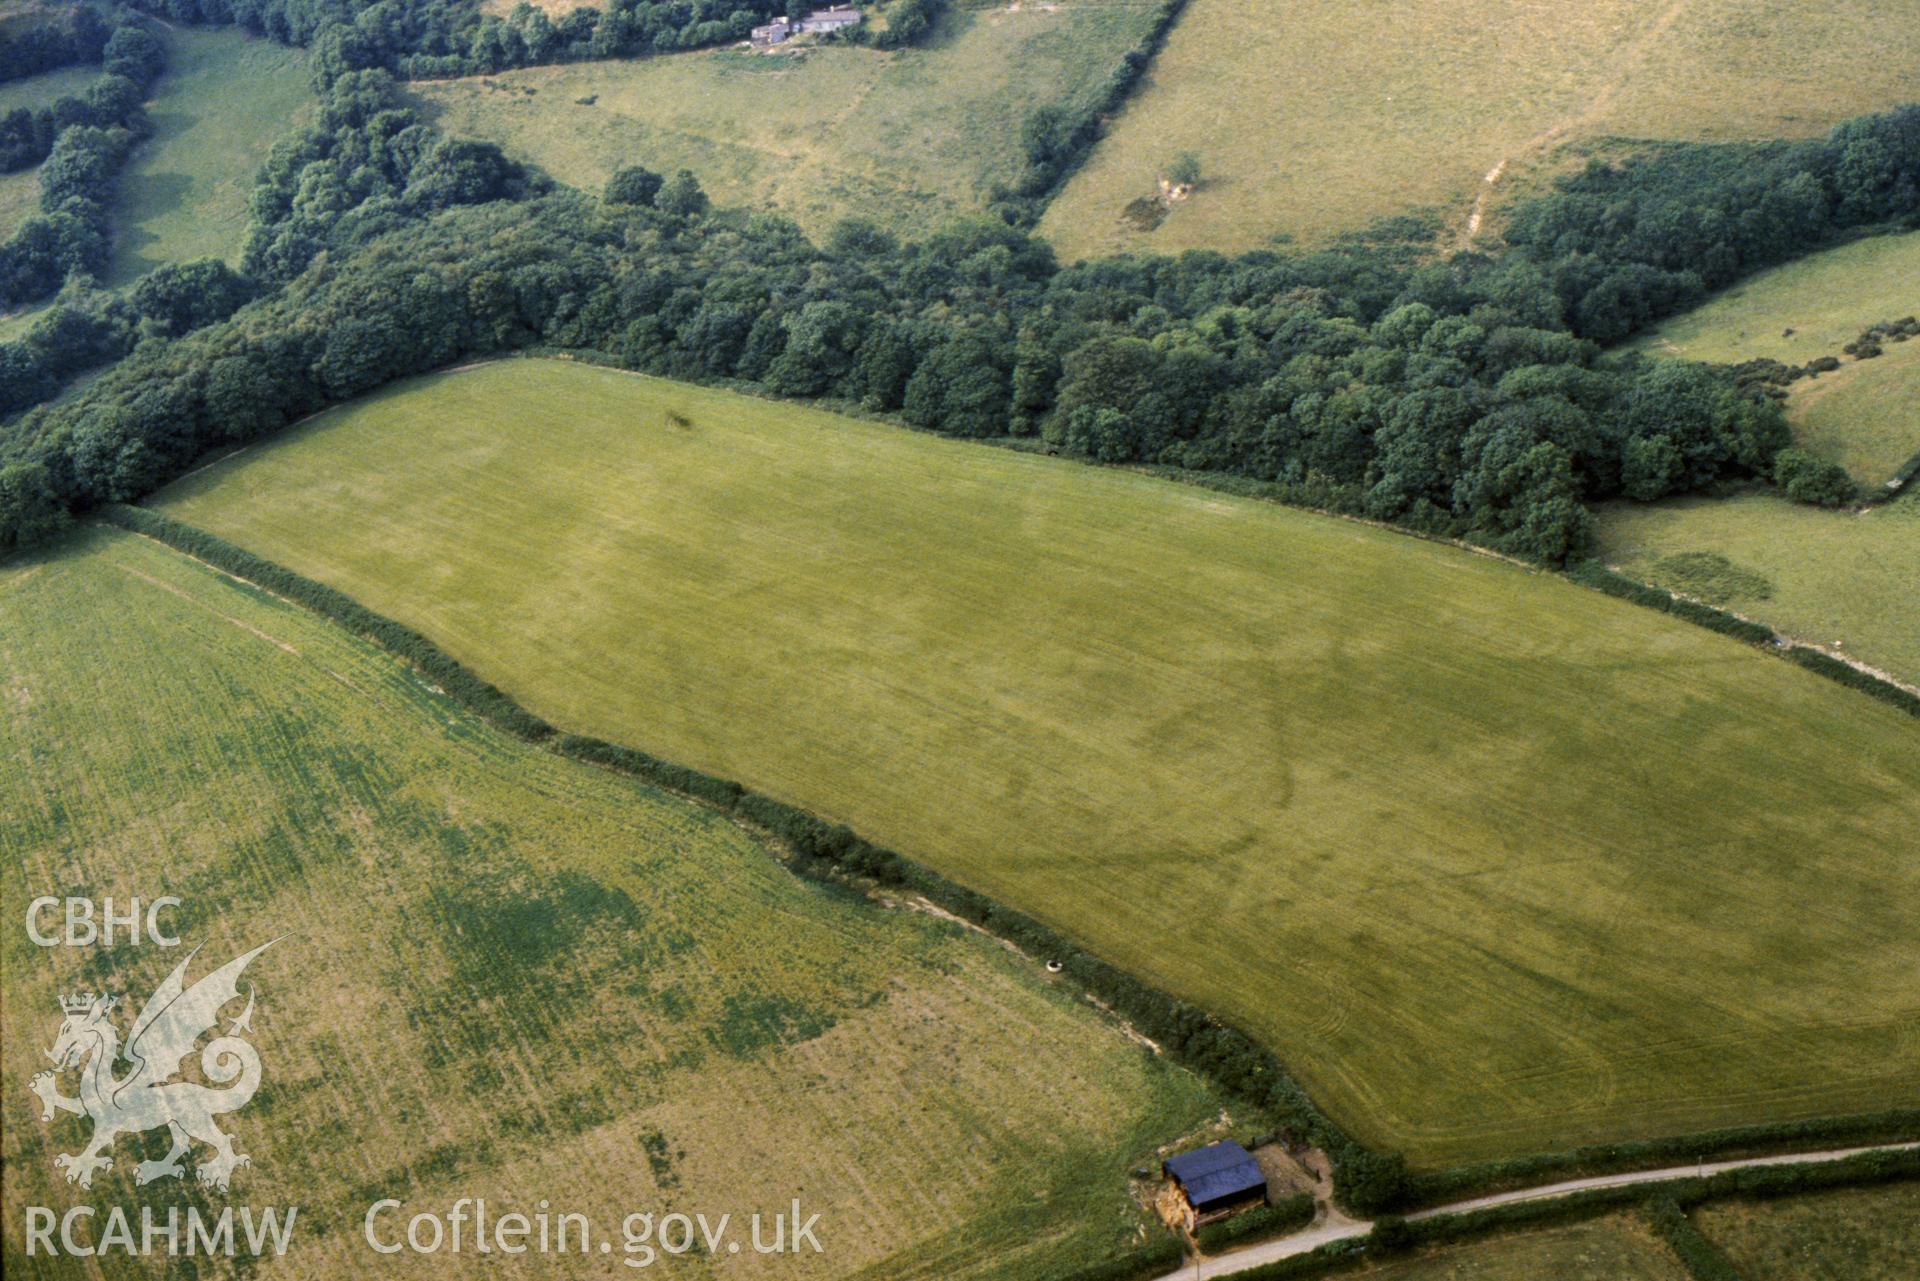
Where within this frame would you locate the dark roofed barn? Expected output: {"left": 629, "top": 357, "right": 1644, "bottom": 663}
{"left": 1163, "top": 1141, "right": 1266, "bottom": 1226}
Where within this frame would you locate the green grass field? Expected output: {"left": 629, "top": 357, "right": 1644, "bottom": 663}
{"left": 1631, "top": 232, "right": 1920, "bottom": 486}
{"left": 1596, "top": 490, "right": 1920, "bottom": 686}
{"left": 1693, "top": 1182, "right": 1920, "bottom": 1280}
{"left": 1360, "top": 1215, "right": 1689, "bottom": 1280}
{"left": 1039, "top": 0, "right": 1920, "bottom": 259}
{"left": 153, "top": 359, "right": 1920, "bottom": 1168}
{"left": 412, "top": 0, "right": 1160, "bottom": 239}
{"left": 103, "top": 26, "right": 311, "bottom": 285}
{"left": 0, "top": 523, "right": 1220, "bottom": 1280}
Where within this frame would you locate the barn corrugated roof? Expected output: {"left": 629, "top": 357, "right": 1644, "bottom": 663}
{"left": 1163, "top": 1140, "right": 1264, "bottom": 1207}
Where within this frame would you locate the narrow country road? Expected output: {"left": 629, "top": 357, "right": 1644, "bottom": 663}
{"left": 1155, "top": 1141, "right": 1920, "bottom": 1280}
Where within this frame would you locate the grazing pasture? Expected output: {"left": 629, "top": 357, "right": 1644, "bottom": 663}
{"left": 0, "top": 526, "right": 1221, "bottom": 1281}
{"left": 154, "top": 359, "right": 1920, "bottom": 1168}
{"left": 103, "top": 26, "right": 311, "bottom": 285}
{"left": 1359, "top": 1215, "right": 1689, "bottom": 1281}
{"left": 1692, "top": 1181, "right": 1920, "bottom": 1280}
{"left": 1595, "top": 491, "right": 1920, "bottom": 687}
{"left": 1631, "top": 232, "right": 1920, "bottom": 486}
{"left": 1038, "top": 0, "right": 1920, "bottom": 259}
{"left": 412, "top": 0, "right": 1159, "bottom": 239}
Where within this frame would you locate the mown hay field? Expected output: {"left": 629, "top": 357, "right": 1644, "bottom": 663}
{"left": 102, "top": 26, "right": 312, "bottom": 285}
{"left": 1038, "top": 0, "right": 1920, "bottom": 259}
{"left": 1692, "top": 1181, "right": 1920, "bottom": 1280}
{"left": 1357, "top": 1215, "right": 1689, "bottom": 1281}
{"left": 0, "top": 524, "right": 1221, "bottom": 1280}
{"left": 154, "top": 359, "right": 1920, "bottom": 1168}
{"left": 412, "top": 0, "right": 1161, "bottom": 239}
{"left": 1631, "top": 231, "right": 1920, "bottom": 486}
{"left": 1595, "top": 491, "right": 1920, "bottom": 687}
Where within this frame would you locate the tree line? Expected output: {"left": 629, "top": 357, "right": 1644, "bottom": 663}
{"left": 3, "top": 82, "right": 1915, "bottom": 559}
{"left": 995, "top": 0, "right": 1192, "bottom": 227}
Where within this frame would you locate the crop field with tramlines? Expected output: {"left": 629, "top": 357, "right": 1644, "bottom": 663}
{"left": 1038, "top": 0, "right": 1920, "bottom": 260}
{"left": 151, "top": 358, "right": 1920, "bottom": 1169}
{"left": 0, "top": 524, "right": 1222, "bottom": 1281}
{"left": 413, "top": 0, "right": 1159, "bottom": 239}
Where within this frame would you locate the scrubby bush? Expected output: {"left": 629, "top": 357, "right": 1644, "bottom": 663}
{"left": 1773, "top": 447, "right": 1857, "bottom": 506}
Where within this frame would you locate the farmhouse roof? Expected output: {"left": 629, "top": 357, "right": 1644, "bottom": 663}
{"left": 1163, "top": 1141, "right": 1264, "bottom": 1209}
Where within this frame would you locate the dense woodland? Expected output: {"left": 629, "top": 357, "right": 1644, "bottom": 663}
{"left": 1, "top": 4, "right": 1916, "bottom": 560}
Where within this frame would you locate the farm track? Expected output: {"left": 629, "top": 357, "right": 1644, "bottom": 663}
{"left": 1458, "top": 0, "right": 1695, "bottom": 246}
{"left": 1165, "top": 1142, "right": 1920, "bottom": 1280}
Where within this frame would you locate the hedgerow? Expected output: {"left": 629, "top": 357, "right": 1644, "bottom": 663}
{"left": 994, "top": 0, "right": 1194, "bottom": 225}
{"left": 1782, "top": 647, "right": 1920, "bottom": 717}
{"left": 0, "top": 18, "right": 165, "bottom": 307}
{"left": 1644, "top": 1197, "right": 1742, "bottom": 1281}
{"left": 1566, "top": 562, "right": 1920, "bottom": 719}
{"left": 0, "top": 4, "right": 112, "bottom": 83}
{"left": 1195, "top": 1193, "right": 1317, "bottom": 1252}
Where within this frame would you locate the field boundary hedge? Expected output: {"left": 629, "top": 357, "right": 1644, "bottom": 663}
{"left": 995, "top": 0, "right": 1194, "bottom": 225}
{"left": 1568, "top": 561, "right": 1920, "bottom": 718}
{"left": 1403, "top": 1110, "right": 1920, "bottom": 1209}
{"left": 96, "top": 505, "right": 1920, "bottom": 1237}
{"left": 1644, "top": 1197, "right": 1742, "bottom": 1281}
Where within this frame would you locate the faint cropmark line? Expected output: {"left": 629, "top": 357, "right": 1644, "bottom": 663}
{"left": 31, "top": 940, "right": 282, "bottom": 1194}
